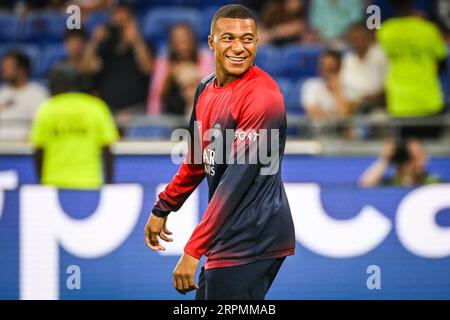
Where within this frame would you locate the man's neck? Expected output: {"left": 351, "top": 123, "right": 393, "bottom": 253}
{"left": 215, "top": 67, "right": 251, "bottom": 87}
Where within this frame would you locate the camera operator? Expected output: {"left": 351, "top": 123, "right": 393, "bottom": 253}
{"left": 359, "top": 139, "right": 441, "bottom": 187}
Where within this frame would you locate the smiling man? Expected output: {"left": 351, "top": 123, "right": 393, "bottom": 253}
{"left": 145, "top": 4, "right": 295, "bottom": 300}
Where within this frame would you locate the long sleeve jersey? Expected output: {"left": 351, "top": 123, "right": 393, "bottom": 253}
{"left": 152, "top": 66, "right": 295, "bottom": 269}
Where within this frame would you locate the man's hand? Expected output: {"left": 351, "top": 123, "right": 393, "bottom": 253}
{"left": 381, "top": 139, "right": 397, "bottom": 162}
{"left": 144, "top": 213, "right": 173, "bottom": 251}
{"left": 173, "top": 253, "right": 200, "bottom": 295}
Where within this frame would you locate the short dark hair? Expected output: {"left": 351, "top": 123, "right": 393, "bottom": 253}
{"left": 48, "top": 62, "right": 80, "bottom": 95}
{"left": 321, "top": 49, "right": 342, "bottom": 62}
{"left": 391, "top": 141, "right": 411, "bottom": 167}
{"left": 390, "top": 0, "right": 415, "bottom": 14}
{"left": 3, "top": 51, "right": 31, "bottom": 76}
{"left": 210, "top": 4, "right": 256, "bottom": 34}
{"left": 114, "top": 1, "right": 134, "bottom": 14}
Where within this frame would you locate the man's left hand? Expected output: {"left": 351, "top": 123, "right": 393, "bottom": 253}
{"left": 173, "top": 253, "right": 200, "bottom": 295}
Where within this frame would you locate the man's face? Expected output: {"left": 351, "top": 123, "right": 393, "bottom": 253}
{"left": 319, "top": 55, "right": 340, "bottom": 79}
{"left": 111, "top": 7, "right": 131, "bottom": 28}
{"left": 1, "top": 56, "right": 18, "bottom": 83}
{"left": 208, "top": 18, "right": 257, "bottom": 78}
{"left": 64, "top": 36, "right": 85, "bottom": 58}
{"left": 347, "top": 26, "right": 371, "bottom": 54}
{"left": 170, "top": 25, "right": 195, "bottom": 60}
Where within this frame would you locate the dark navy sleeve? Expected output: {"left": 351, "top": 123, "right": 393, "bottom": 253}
{"left": 151, "top": 84, "right": 207, "bottom": 218}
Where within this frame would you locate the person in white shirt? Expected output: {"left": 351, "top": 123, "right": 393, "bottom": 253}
{"left": 301, "top": 49, "right": 353, "bottom": 120}
{"left": 0, "top": 51, "right": 49, "bottom": 140}
{"left": 340, "top": 23, "right": 388, "bottom": 113}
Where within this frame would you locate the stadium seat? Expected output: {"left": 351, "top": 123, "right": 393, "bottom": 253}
{"left": 0, "top": 44, "right": 41, "bottom": 77}
{"left": 275, "top": 77, "right": 300, "bottom": 115}
{"left": 22, "top": 11, "right": 67, "bottom": 43}
{"left": 280, "top": 45, "right": 322, "bottom": 79}
{"left": 0, "top": 12, "right": 18, "bottom": 41}
{"left": 126, "top": 125, "right": 172, "bottom": 140}
{"left": 85, "top": 10, "right": 110, "bottom": 35}
{"left": 292, "top": 78, "right": 308, "bottom": 113}
{"left": 279, "top": 77, "right": 305, "bottom": 115}
{"left": 198, "top": 6, "right": 221, "bottom": 41}
{"left": 255, "top": 45, "right": 282, "bottom": 77}
{"left": 142, "top": 7, "right": 202, "bottom": 49}
{"left": 41, "top": 44, "right": 67, "bottom": 76}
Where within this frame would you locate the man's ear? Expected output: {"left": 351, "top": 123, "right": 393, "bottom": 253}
{"left": 207, "top": 35, "right": 214, "bottom": 51}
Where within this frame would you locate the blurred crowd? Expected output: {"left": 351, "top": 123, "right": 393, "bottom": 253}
{"left": 0, "top": 0, "right": 449, "bottom": 141}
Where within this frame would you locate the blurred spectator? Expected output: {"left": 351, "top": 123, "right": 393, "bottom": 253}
{"left": 0, "top": 51, "right": 49, "bottom": 140}
{"left": 301, "top": 49, "right": 353, "bottom": 120}
{"left": 56, "top": 29, "right": 93, "bottom": 92}
{"left": 341, "top": 22, "right": 388, "bottom": 113}
{"left": 71, "top": 0, "right": 113, "bottom": 14}
{"left": 433, "top": 0, "right": 450, "bottom": 42}
{"left": 83, "top": 2, "right": 154, "bottom": 119}
{"left": 377, "top": 0, "right": 448, "bottom": 139}
{"left": 359, "top": 139, "right": 441, "bottom": 187}
{"left": 309, "top": 0, "right": 364, "bottom": 45}
{"left": 258, "top": 0, "right": 306, "bottom": 46}
{"left": 147, "top": 23, "right": 213, "bottom": 116}
{"left": 30, "top": 63, "right": 119, "bottom": 189}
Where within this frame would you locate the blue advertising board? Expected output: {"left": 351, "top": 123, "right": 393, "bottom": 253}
{"left": 0, "top": 155, "right": 450, "bottom": 299}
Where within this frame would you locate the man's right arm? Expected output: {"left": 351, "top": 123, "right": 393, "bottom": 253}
{"left": 151, "top": 105, "right": 205, "bottom": 217}
{"left": 146, "top": 81, "right": 208, "bottom": 251}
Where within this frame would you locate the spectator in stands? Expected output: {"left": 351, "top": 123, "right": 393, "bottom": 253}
{"left": 147, "top": 23, "right": 213, "bottom": 116}
{"left": 432, "top": 0, "right": 450, "bottom": 43}
{"left": 83, "top": 2, "right": 154, "bottom": 119}
{"left": 0, "top": 51, "right": 49, "bottom": 140}
{"left": 258, "top": 0, "right": 306, "bottom": 46}
{"left": 359, "top": 139, "right": 441, "bottom": 187}
{"left": 301, "top": 49, "right": 353, "bottom": 120}
{"left": 30, "top": 63, "right": 119, "bottom": 189}
{"left": 377, "top": 0, "right": 448, "bottom": 139}
{"left": 309, "top": 0, "right": 364, "bottom": 46}
{"left": 341, "top": 22, "right": 388, "bottom": 114}
{"left": 58, "top": 29, "right": 93, "bottom": 92}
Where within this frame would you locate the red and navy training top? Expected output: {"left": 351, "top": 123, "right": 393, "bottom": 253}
{"left": 152, "top": 66, "right": 296, "bottom": 269}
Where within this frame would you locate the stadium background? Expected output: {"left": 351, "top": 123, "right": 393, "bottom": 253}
{"left": 0, "top": 0, "right": 450, "bottom": 299}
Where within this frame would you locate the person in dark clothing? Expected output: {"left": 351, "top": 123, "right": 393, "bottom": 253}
{"left": 83, "top": 2, "right": 154, "bottom": 117}
{"left": 144, "top": 4, "right": 295, "bottom": 300}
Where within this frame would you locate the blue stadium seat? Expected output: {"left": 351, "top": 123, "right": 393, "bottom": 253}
{"left": 142, "top": 7, "right": 201, "bottom": 49}
{"left": 85, "top": 10, "right": 110, "bottom": 35}
{"left": 22, "top": 11, "right": 67, "bottom": 43}
{"left": 41, "top": 44, "right": 67, "bottom": 76}
{"left": 180, "top": 0, "right": 236, "bottom": 7}
{"left": 0, "top": 44, "right": 41, "bottom": 77}
{"left": 126, "top": 125, "right": 172, "bottom": 139}
{"left": 0, "top": 12, "right": 18, "bottom": 41}
{"left": 198, "top": 6, "right": 221, "bottom": 41}
{"left": 275, "top": 77, "right": 300, "bottom": 115}
{"left": 293, "top": 78, "right": 308, "bottom": 113}
{"left": 280, "top": 45, "right": 322, "bottom": 79}
{"left": 255, "top": 45, "right": 282, "bottom": 77}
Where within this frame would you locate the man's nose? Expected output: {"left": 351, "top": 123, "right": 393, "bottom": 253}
{"left": 231, "top": 39, "right": 244, "bottom": 53}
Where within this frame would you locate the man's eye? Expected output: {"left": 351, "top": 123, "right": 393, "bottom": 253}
{"left": 243, "top": 38, "right": 254, "bottom": 43}
{"left": 222, "top": 36, "right": 232, "bottom": 41}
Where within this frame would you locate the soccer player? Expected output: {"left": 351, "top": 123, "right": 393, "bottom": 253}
{"left": 144, "top": 4, "right": 295, "bottom": 300}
